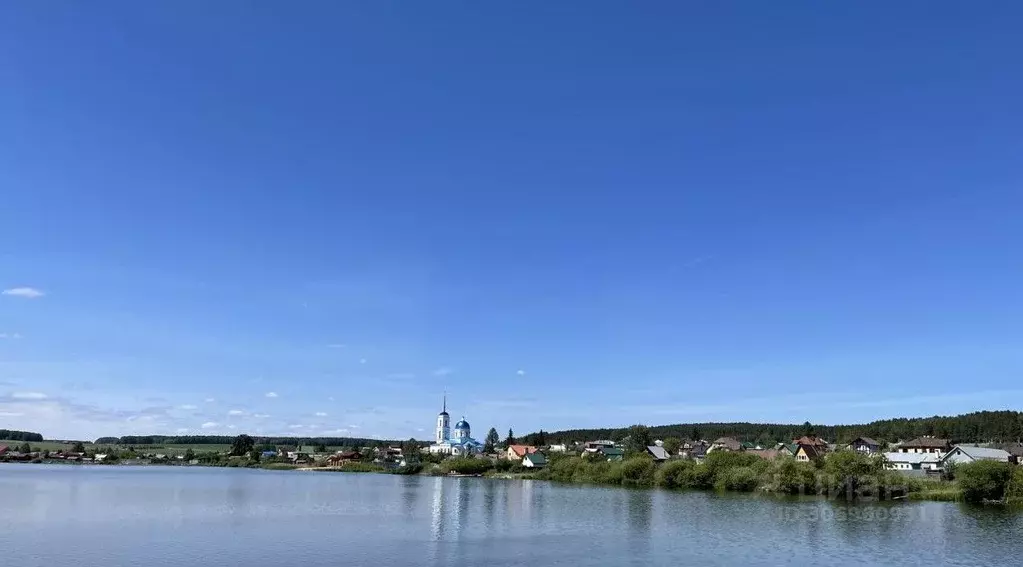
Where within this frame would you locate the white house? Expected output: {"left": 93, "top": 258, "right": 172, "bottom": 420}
{"left": 939, "top": 446, "right": 1012, "bottom": 468}
{"left": 548, "top": 444, "right": 568, "bottom": 453}
{"left": 883, "top": 452, "right": 940, "bottom": 471}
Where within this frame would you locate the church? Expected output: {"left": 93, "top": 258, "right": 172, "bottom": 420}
{"left": 428, "top": 396, "right": 483, "bottom": 456}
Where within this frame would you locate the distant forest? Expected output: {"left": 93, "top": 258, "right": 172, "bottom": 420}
{"left": 525, "top": 411, "right": 1023, "bottom": 446}
{"left": 0, "top": 429, "right": 44, "bottom": 442}
{"left": 93, "top": 435, "right": 403, "bottom": 447}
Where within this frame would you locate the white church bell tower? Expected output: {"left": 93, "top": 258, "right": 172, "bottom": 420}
{"left": 435, "top": 394, "right": 450, "bottom": 444}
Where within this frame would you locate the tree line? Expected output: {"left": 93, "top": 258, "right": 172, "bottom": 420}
{"left": 95, "top": 435, "right": 403, "bottom": 447}
{"left": 532, "top": 410, "right": 1023, "bottom": 445}
{"left": 0, "top": 429, "right": 44, "bottom": 442}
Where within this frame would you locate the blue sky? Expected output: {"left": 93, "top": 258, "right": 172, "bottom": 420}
{"left": 2, "top": 2, "right": 1022, "bottom": 441}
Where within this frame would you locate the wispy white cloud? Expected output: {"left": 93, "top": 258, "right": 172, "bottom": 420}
{"left": 287, "top": 424, "right": 305, "bottom": 429}
{"left": 348, "top": 424, "right": 361, "bottom": 429}
{"left": 359, "top": 358, "right": 367, "bottom": 364}
{"left": 516, "top": 369, "right": 526, "bottom": 376}
{"left": 265, "top": 392, "right": 278, "bottom": 398}
{"left": 227, "top": 424, "right": 237, "bottom": 429}
{"left": 323, "top": 428, "right": 349, "bottom": 435}
{"left": 326, "top": 343, "right": 346, "bottom": 349}
{"left": 227, "top": 409, "right": 245, "bottom": 416}
{"left": 11, "top": 392, "right": 47, "bottom": 400}
{"left": 178, "top": 404, "right": 198, "bottom": 410}
{"left": 386, "top": 372, "right": 416, "bottom": 380}
{"left": 682, "top": 255, "right": 716, "bottom": 268}
{"left": 253, "top": 413, "right": 270, "bottom": 419}
{"left": 204, "top": 398, "right": 216, "bottom": 403}
{"left": 314, "top": 411, "right": 328, "bottom": 417}
{"left": 0, "top": 332, "right": 23, "bottom": 339}
{"left": 327, "top": 396, "right": 335, "bottom": 401}
{"left": 432, "top": 367, "right": 454, "bottom": 377}
{"left": 201, "top": 422, "right": 219, "bottom": 429}
{"left": 2, "top": 287, "right": 45, "bottom": 299}
{"left": 175, "top": 428, "right": 189, "bottom": 433}
{"left": 0, "top": 411, "right": 25, "bottom": 417}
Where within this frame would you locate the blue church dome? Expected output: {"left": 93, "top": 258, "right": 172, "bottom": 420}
{"left": 455, "top": 419, "right": 470, "bottom": 430}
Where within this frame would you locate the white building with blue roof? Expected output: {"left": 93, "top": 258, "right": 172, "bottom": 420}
{"left": 428, "top": 396, "right": 483, "bottom": 456}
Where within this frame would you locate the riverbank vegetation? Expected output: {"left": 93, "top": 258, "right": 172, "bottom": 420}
{"left": 529, "top": 451, "right": 1023, "bottom": 504}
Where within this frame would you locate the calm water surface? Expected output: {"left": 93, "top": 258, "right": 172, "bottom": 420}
{"left": 2, "top": 466, "right": 1021, "bottom": 566}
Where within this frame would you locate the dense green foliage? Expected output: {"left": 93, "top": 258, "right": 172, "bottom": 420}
{"left": 533, "top": 410, "right": 1023, "bottom": 445}
{"left": 956, "top": 461, "right": 1015, "bottom": 502}
{"left": 230, "top": 434, "right": 255, "bottom": 456}
{"left": 621, "top": 425, "right": 653, "bottom": 456}
{"left": 536, "top": 450, "right": 927, "bottom": 500}
{"left": 0, "top": 429, "right": 44, "bottom": 442}
{"left": 1006, "top": 467, "right": 1023, "bottom": 505}
{"left": 440, "top": 458, "right": 493, "bottom": 475}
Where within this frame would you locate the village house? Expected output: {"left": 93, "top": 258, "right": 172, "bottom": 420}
{"left": 883, "top": 452, "right": 941, "bottom": 473}
{"left": 327, "top": 450, "right": 361, "bottom": 467}
{"left": 680, "top": 440, "right": 708, "bottom": 461}
{"left": 795, "top": 444, "right": 823, "bottom": 463}
{"left": 793, "top": 436, "right": 829, "bottom": 452}
{"left": 709, "top": 437, "right": 742, "bottom": 452}
{"left": 506, "top": 445, "right": 538, "bottom": 460}
{"left": 848, "top": 437, "right": 881, "bottom": 454}
{"left": 993, "top": 443, "right": 1023, "bottom": 464}
{"left": 775, "top": 443, "right": 798, "bottom": 458}
{"left": 898, "top": 436, "right": 951, "bottom": 454}
{"left": 581, "top": 440, "right": 616, "bottom": 454}
{"left": 522, "top": 453, "right": 547, "bottom": 468}
{"left": 646, "top": 446, "right": 670, "bottom": 462}
{"left": 595, "top": 447, "right": 624, "bottom": 462}
{"left": 939, "top": 446, "right": 1014, "bottom": 468}
{"left": 0, "top": 445, "right": 8, "bottom": 457}
{"left": 747, "top": 448, "right": 783, "bottom": 461}
{"left": 547, "top": 444, "right": 568, "bottom": 453}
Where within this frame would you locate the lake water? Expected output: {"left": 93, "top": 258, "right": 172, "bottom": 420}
{"left": 1, "top": 466, "right": 1021, "bottom": 566}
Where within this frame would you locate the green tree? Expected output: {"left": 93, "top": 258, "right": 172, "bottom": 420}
{"left": 801, "top": 421, "right": 815, "bottom": 437}
{"left": 1006, "top": 467, "right": 1023, "bottom": 503}
{"left": 184, "top": 448, "right": 195, "bottom": 461}
{"left": 484, "top": 428, "right": 500, "bottom": 453}
{"left": 662, "top": 437, "right": 682, "bottom": 457}
{"left": 504, "top": 428, "right": 516, "bottom": 448}
{"left": 401, "top": 438, "right": 421, "bottom": 459}
{"left": 230, "top": 434, "right": 255, "bottom": 456}
{"left": 18, "top": 442, "right": 31, "bottom": 453}
{"left": 249, "top": 449, "right": 261, "bottom": 462}
{"left": 315, "top": 443, "right": 327, "bottom": 453}
{"left": 755, "top": 431, "right": 775, "bottom": 448}
{"left": 72, "top": 441, "right": 85, "bottom": 454}
{"left": 957, "top": 460, "right": 1014, "bottom": 502}
{"left": 622, "top": 424, "right": 652, "bottom": 456}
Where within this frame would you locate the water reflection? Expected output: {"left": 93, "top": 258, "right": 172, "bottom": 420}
{"left": 625, "top": 489, "right": 652, "bottom": 565}
{"left": 3, "top": 467, "right": 1023, "bottom": 567}
{"left": 401, "top": 475, "right": 420, "bottom": 521}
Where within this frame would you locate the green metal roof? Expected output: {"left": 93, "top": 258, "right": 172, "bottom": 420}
{"left": 525, "top": 453, "right": 547, "bottom": 465}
